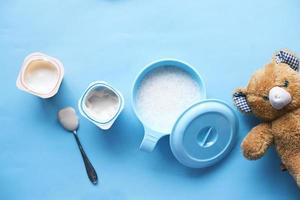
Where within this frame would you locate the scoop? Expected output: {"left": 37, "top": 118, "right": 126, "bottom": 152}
{"left": 58, "top": 107, "right": 98, "bottom": 185}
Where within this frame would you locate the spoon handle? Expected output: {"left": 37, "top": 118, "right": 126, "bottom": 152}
{"left": 73, "top": 131, "right": 98, "bottom": 185}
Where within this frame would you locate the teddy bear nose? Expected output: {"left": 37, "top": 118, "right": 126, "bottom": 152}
{"left": 268, "top": 86, "right": 292, "bottom": 110}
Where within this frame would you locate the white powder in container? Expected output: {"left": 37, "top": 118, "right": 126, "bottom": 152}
{"left": 85, "top": 87, "right": 120, "bottom": 123}
{"left": 23, "top": 60, "right": 59, "bottom": 94}
{"left": 136, "top": 66, "right": 202, "bottom": 133}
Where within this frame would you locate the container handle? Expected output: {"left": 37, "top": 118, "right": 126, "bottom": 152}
{"left": 139, "top": 128, "right": 167, "bottom": 152}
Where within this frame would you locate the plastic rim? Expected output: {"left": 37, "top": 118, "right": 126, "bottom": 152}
{"left": 79, "top": 81, "right": 123, "bottom": 125}
{"left": 170, "top": 99, "right": 238, "bottom": 168}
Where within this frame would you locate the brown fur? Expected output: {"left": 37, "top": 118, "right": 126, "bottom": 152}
{"left": 234, "top": 50, "right": 300, "bottom": 186}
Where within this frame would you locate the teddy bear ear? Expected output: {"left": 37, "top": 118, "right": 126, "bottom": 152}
{"left": 233, "top": 90, "right": 252, "bottom": 113}
{"left": 273, "top": 49, "right": 299, "bottom": 71}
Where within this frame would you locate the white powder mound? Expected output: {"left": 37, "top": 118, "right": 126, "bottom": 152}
{"left": 85, "top": 88, "right": 120, "bottom": 122}
{"left": 136, "top": 66, "right": 202, "bottom": 133}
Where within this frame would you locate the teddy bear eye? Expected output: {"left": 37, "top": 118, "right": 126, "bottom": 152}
{"left": 283, "top": 80, "right": 289, "bottom": 88}
{"left": 263, "top": 96, "right": 269, "bottom": 101}
{"left": 279, "top": 80, "right": 289, "bottom": 88}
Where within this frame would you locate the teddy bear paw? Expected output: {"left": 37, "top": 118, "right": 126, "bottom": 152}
{"left": 295, "top": 175, "right": 300, "bottom": 187}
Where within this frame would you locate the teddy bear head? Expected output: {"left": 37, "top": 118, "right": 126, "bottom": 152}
{"left": 233, "top": 50, "right": 300, "bottom": 121}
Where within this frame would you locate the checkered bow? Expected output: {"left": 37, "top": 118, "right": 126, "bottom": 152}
{"left": 274, "top": 50, "right": 299, "bottom": 71}
{"left": 233, "top": 92, "right": 252, "bottom": 113}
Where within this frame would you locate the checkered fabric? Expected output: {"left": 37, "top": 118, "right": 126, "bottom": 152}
{"left": 233, "top": 92, "right": 252, "bottom": 113}
{"left": 275, "top": 50, "right": 299, "bottom": 71}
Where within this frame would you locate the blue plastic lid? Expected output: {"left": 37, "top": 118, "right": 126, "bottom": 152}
{"left": 170, "top": 99, "right": 238, "bottom": 168}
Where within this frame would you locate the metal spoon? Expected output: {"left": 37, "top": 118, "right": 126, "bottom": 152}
{"left": 58, "top": 107, "right": 98, "bottom": 185}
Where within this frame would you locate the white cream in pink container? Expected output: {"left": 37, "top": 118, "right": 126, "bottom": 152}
{"left": 16, "top": 52, "right": 64, "bottom": 98}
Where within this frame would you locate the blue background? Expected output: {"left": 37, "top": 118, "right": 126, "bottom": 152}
{"left": 1, "top": 0, "right": 300, "bottom": 199}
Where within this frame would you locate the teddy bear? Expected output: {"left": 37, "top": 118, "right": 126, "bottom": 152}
{"left": 233, "top": 49, "right": 300, "bottom": 186}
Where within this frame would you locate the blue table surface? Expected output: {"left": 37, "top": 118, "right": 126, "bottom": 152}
{"left": 1, "top": 0, "right": 300, "bottom": 199}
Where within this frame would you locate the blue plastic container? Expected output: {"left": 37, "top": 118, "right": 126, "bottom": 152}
{"left": 132, "top": 59, "right": 206, "bottom": 152}
{"left": 132, "top": 59, "right": 238, "bottom": 168}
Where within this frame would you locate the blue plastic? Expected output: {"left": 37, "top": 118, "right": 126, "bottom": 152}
{"left": 132, "top": 59, "right": 206, "bottom": 152}
{"left": 170, "top": 99, "right": 238, "bottom": 168}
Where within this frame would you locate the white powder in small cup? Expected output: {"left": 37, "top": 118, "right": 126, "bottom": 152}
{"left": 85, "top": 87, "right": 120, "bottom": 123}
{"left": 136, "top": 66, "right": 202, "bottom": 133}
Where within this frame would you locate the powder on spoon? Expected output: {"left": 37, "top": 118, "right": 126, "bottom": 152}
{"left": 58, "top": 107, "right": 79, "bottom": 132}
{"left": 136, "top": 66, "right": 202, "bottom": 133}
